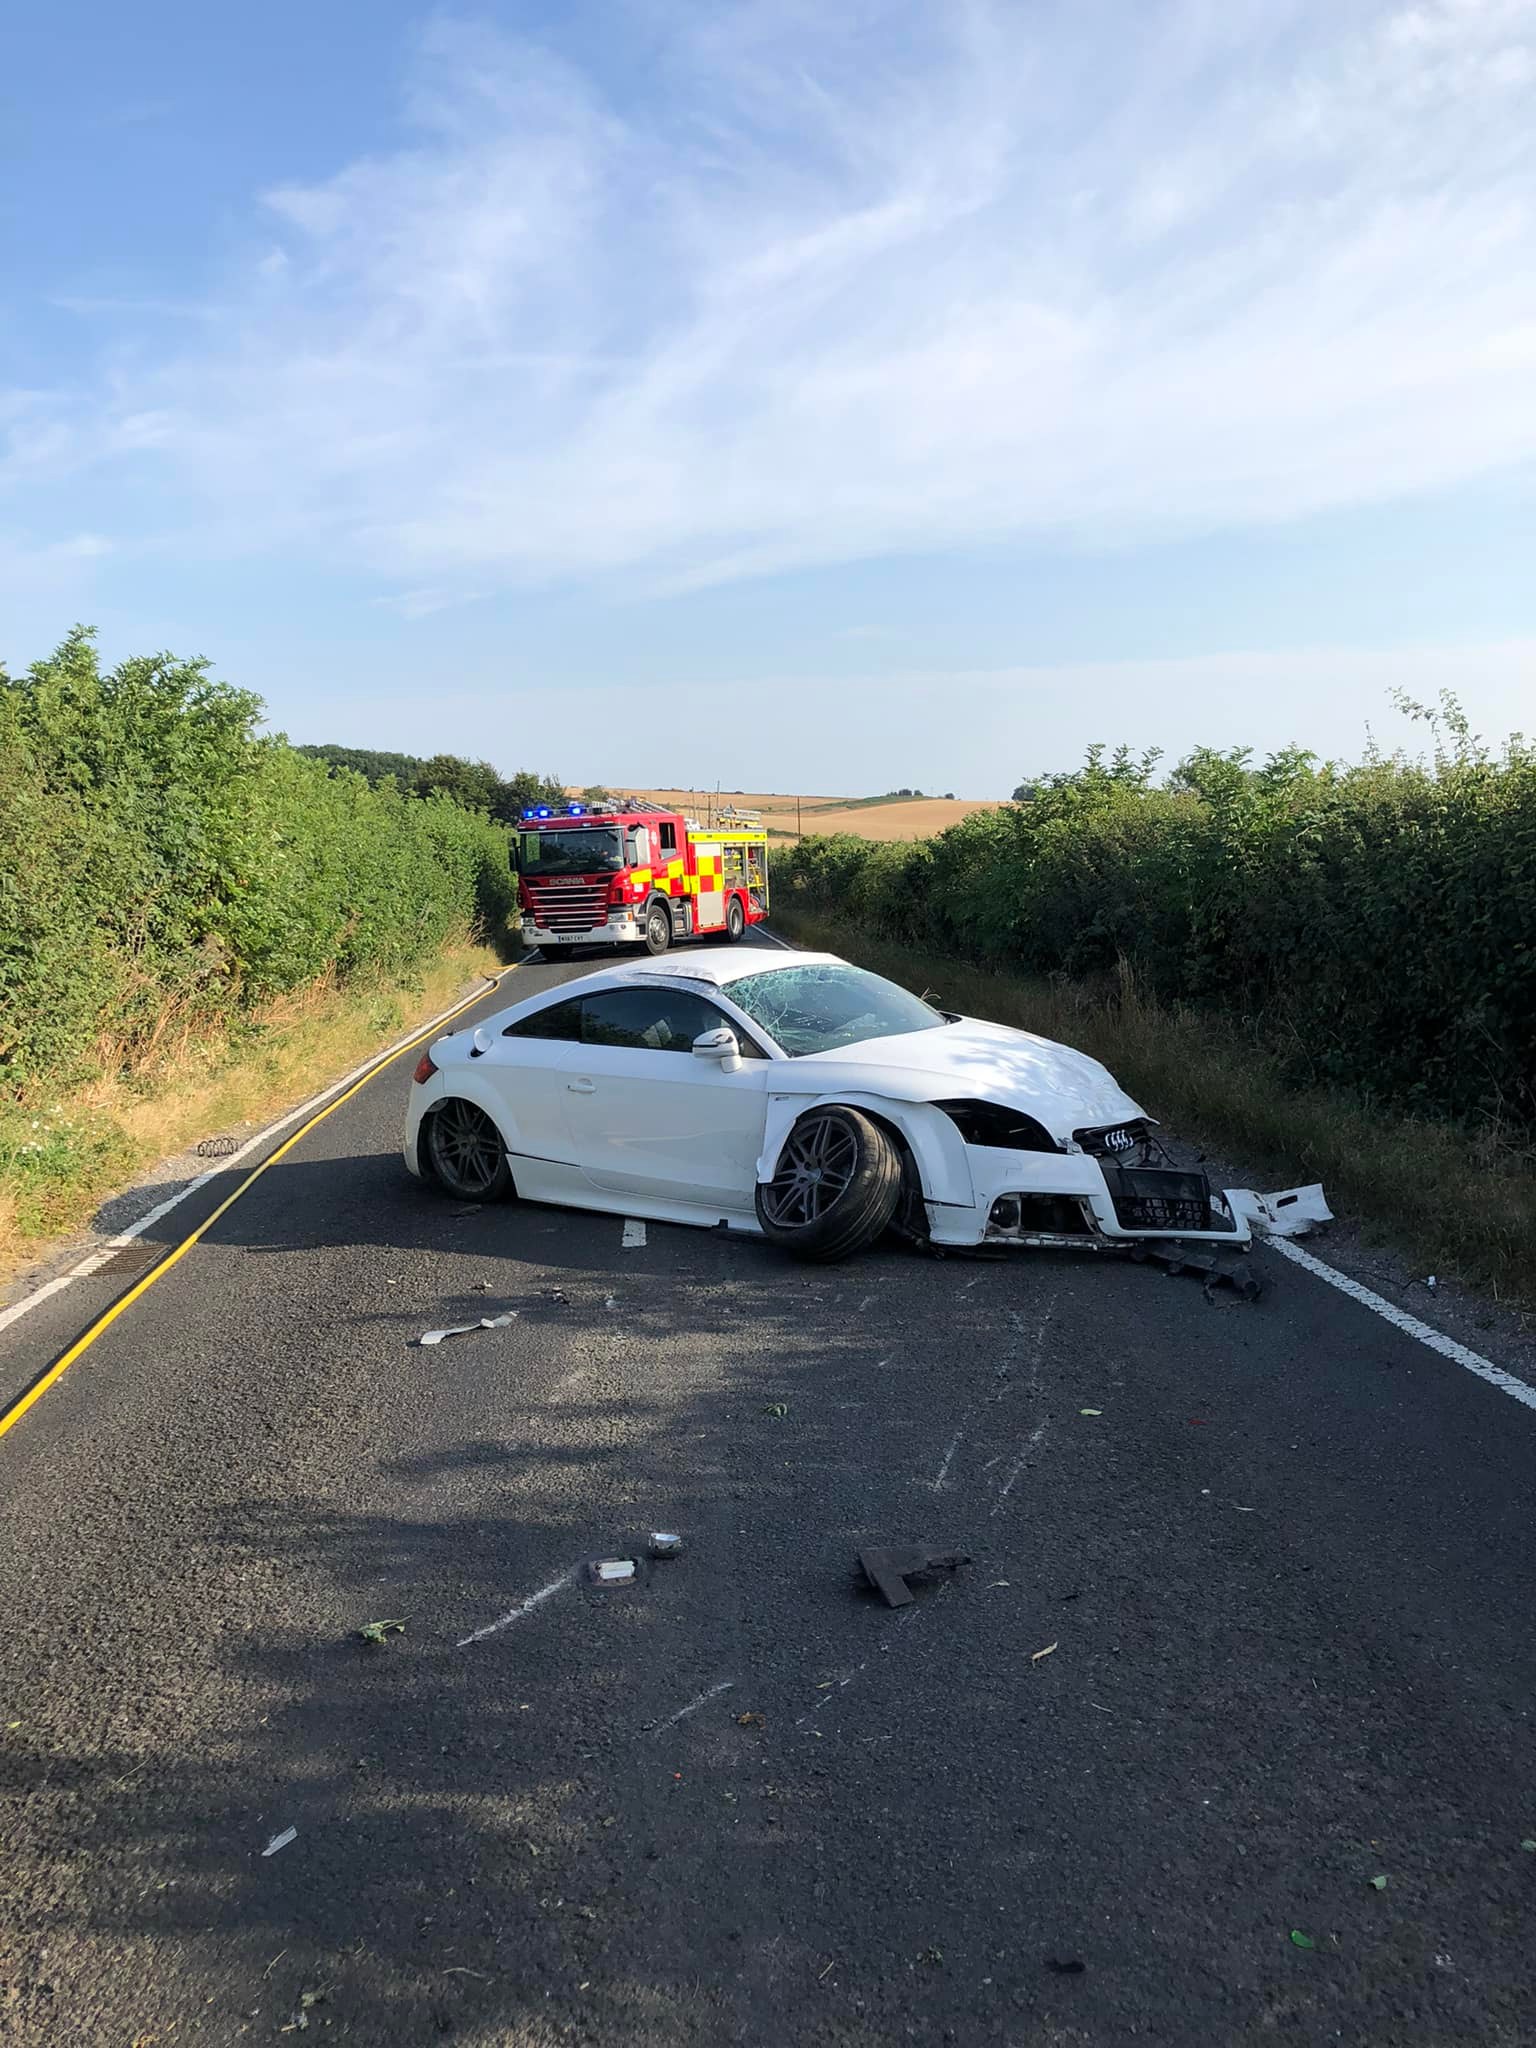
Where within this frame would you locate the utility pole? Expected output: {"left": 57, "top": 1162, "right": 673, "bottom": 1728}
{"left": 796, "top": 794, "right": 802, "bottom": 838}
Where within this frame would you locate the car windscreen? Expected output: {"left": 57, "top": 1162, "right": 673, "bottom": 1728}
{"left": 726, "top": 963, "right": 946, "bottom": 1057}
{"left": 520, "top": 828, "right": 624, "bottom": 875}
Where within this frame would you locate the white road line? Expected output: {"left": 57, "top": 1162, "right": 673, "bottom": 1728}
{"left": 754, "top": 928, "right": 798, "bottom": 951}
{"left": 991, "top": 1420, "right": 1050, "bottom": 1515}
{"left": 1268, "top": 1239, "right": 1536, "bottom": 1413}
{"left": 457, "top": 1567, "right": 579, "bottom": 1647}
{"left": 931, "top": 1430, "right": 963, "bottom": 1491}
{"left": 0, "top": 973, "right": 511, "bottom": 1340}
{"left": 621, "top": 1219, "right": 647, "bottom": 1249}
{"left": 647, "top": 1679, "right": 734, "bottom": 1732}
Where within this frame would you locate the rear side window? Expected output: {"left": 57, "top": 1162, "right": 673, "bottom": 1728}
{"left": 503, "top": 996, "right": 583, "bottom": 1041}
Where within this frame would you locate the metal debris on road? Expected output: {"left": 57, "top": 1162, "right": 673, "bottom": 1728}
{"left": 261, "top": 1827, "right": 298, "bottom": 1857}
{"left": 196, "top": 1134, "right": 239, "bottom": 1158}
{"left": 857, "top": 1545, "right": 972, "bottom": 1609}
{"left": 356, "top": 1619, "right": 406, "bottom": 1647}
{"left": 1031, "top": 1641, "right": 1059, "bottom": 1664}
{"left": 762, "top": 1401, "right": 789, "bottom": 1417}
{"left": 1132, "top": 1244, "right": 1265, "bottom": 1301}
{"left": 416, "top": 1313, "right": 517, "bottom": 1346}
{"left": 648, "top": 1532, "right": 684, "bottom": 1559}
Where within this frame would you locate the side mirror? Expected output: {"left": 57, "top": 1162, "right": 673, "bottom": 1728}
{"left": 470, "top": 1025, "right": 494, "bottom": 1058}
{"left": 692, "top": 1026, "right": 743, "bottom": 1074}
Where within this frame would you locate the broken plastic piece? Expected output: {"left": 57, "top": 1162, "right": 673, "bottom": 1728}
{"left": 648, "top": 1532, "right": 684, "bottom": 1559}
{"left": 262, "top": 1827, "right": 297, "bottom": 1857}
{"left": 417, "top": 1313, "right": 517, "bottom": 1347}
{"left": 587, "top": 1558, "right": 638, "bottom": 1585}
{"left": 857, "top": 1545, "right": 971, "bottom": 1608}
{"left": 1047, "top": 1958, "right": 1086, "bottom": 1975}
{"left": 1225, "top": 1184, "right": 1332, "bottom": 1240}
{"left": 1132, "top": 1245, "right": 1264, "bottom": 1301}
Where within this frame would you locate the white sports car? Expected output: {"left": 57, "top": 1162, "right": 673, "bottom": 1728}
{"left": 405, "top": 950, "right": 1325, "bottom": 1262}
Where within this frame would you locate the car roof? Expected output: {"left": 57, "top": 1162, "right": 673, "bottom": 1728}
{"left": 515, "top": 947, "right": 842, "bottom": 1004}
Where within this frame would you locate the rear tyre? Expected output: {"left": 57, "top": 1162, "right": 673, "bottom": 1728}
{"left": 725, "top": 896, "right": 746, "bottom": 942}
{"left": 754, "top": 1106, "right": 902, "bottom": 1262}
{"left": 644, "top": 898, "right": 673, "bottom": 955}
{"left": 423, "top": 1098, "right": 514, "bottom": 1202}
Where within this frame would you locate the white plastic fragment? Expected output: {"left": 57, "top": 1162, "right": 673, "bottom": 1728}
{"left": 621, "top": 1220, "right": 647, "bottom": 1249}
{"left": 1224, "top": 1184, "right": 1333, "bottom": 1240}
{"left": 593, "top": 1559, "right": 637, "bottom": 1584}
{"left": 262, "top": 1826, "right": 297, "bottom": 1856}
{"left": 417, "top": 1313, "right": 518, "bottom": 1347}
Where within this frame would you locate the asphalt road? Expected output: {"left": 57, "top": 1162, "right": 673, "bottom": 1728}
{"left": 3, "top": 934, "right": 1534, "bottom": 2047}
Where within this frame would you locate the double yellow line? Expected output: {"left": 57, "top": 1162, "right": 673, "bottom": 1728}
{"left": 0, "top": 965, "right": 516, "bottom": 1444}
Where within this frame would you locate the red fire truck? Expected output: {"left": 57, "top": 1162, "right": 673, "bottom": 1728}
{"left": 516, "top": 800, "right": 772, "bottom": 955}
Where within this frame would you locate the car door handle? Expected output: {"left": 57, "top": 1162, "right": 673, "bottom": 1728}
{"left": 567, "top": 1078, "right": 596, "bottom": 1094}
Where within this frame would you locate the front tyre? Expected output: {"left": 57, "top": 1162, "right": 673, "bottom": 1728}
{"left": 754, "top": 1106, "right": 902, "bottom": 1262}
{"left": 644, "top": 898, "right": 673, "bottom": 955}
{"left": 423, "top": 1098, "right": 514, "bottom": 1201}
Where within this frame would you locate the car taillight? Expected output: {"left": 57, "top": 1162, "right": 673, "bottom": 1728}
{"left": 412, "top": 1052, "right": 438, "bottom": 1085}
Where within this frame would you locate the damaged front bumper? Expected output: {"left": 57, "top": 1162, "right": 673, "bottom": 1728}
{"left": 944, "top": 1147, "right": 1330, "bottom": 1252}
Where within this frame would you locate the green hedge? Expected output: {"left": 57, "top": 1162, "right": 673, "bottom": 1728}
{"left": 782, "top": 720, "right": 1536, "bottom": 1132}
{"left": 0, "top": 628, "right": 515, "bottom": 1088}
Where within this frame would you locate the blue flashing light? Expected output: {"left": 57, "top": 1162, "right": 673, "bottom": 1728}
{"left": 567, "top": 803, "right": 584, "bottom": 815}
{"left": 536, "top": 806, "right": 553, "bottom": 819}
{"left": 522, "top": 808, "right": 535, "bottom": 820}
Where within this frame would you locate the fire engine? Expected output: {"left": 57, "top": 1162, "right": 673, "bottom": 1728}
{"left": 515, "top": 800, "right": 771, "bottom": 955}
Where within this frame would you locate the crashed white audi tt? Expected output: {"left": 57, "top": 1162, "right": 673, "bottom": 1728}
{"left": 405, "top": 950, "right": 1327, "bottom": 1262}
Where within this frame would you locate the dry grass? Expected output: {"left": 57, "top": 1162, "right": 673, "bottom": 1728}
{"left": 611, "top": 786, "right": 1003, "bottom": 842}
{"left": 0, "top": 938, "right": 504, "bottom": 1289}
{"left": 778, "top": 911, "right": 1536, "bottom": 1304}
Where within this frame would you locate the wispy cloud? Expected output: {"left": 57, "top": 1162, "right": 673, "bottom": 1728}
{"left": 11, "top": 1, "right": 1536, "bottom": 592}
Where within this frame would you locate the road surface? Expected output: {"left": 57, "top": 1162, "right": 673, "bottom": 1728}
{"left": 2, "top": 934, "right": 1533, "bottom": 2046}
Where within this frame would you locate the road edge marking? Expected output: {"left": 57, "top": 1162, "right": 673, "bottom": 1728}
{"left": 0, "top": 961, "right": 518, "bottom": 1443}
{"left": 1268, "top": 1237, "right": 1536, "bottom": 1412}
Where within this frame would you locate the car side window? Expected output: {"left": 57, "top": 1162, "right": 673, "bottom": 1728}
{"left": 579, "top": 988, "right": 767, "bottom": 1057}
{"left": 502, "top": 996, "right": 584, "bottom": 1041}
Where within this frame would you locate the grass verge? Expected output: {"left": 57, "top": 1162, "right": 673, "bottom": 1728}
{"left": 0, "top": 936, "right": 506, "bottom": 1289}
{"left": 777, "top": 909, "right": 1536, "bottom": 1305}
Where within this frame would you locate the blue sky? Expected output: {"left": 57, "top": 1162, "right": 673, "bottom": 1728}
{"left": 4, "top": 0, "right": 1534, "bottom": 795}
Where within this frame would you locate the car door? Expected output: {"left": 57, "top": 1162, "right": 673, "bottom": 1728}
{"left": 488, "top": 994, "right": 587, "bottom": 1178}
{"left": 560, "top": 986, "right": 771, "bottom": 1209}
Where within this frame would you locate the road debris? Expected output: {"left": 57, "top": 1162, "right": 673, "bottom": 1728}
{"left": 763, "top": 1401, "right": 789, "bottom": 1417}
{"left": 648, "top": 1532, "right": 684, "bottom": 1559}
{"left": 546, "top": 1288, "right": 569, "bottom": 1305}
{"left": 736, "top": 1710, "right": 766, "bottom": 1727}
{"left": 1289, "top": 1929, "right": 1315, "bottom": 1950}
{"left": 449, "top": 1203, "right": 482, "bottom": 1217}
{"left": 1368, "top": 1875, "right": 1389, "bottom": 1890}
{"left": 1047, "top": 1958, "right": 1086, "bottom": 1975}
{"left": 356, "top": 1619, "right": 406, "bottom": 1647}
{"left": 857, "top": 1545, "right": 971, "bottom": 1609}
{"left": 1425, "top": 1275, "right": 1439, "bottom": 1292}
{"left": 605, "top": 1295, "right": 621, "bottom": 1310}
{"left": 587, "top": 1558, "right": 638, "bottom": 1585}
{"left": 261, "top": 1827, "right": 297, "bottom": 1857}
{"left": 1521, "top": 1838, "right": 1536, "bottom": 1852}
{"left": 1132, "top": 1244, "right": 1264, "bottom": 1301}
{"left": 1079, "top": 1407, "right": 1102, "bottom": 1416}
{"left": 471, "top": 1280, "right": 491, "bottom": 1293}
{"left": 416, "top": 1312, "right": 517, "bottom": 1346}
{"left": 1031, "top": 1641, "right": 1059, "bottom": 1664}
{"left": 622, "top": 1220, "right": 647, "bottom": 1248}
{"left": 1227, "top": 1184, "right": 1332, "bottom": 1239}
{"left": 196, "top": 1134, "right": 239, "bottom": 1158}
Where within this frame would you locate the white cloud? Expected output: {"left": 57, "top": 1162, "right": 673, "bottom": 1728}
{"left": 12, "top": 0, "right": 1536, "bottom": 591}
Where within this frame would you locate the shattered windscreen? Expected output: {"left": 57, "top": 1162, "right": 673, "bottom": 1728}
{"left": 727, "top": 963, "right": 946, "bottom": 1057}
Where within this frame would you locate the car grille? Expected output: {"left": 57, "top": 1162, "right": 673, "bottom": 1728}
{"left": 1101, "top": 1166, "right": 1212, "bottom": 1233}
{"left": 526, "top": 883, "right": 609, "bottom": 931}
{"left": 1074, "top": 1119, "right": 1152, "bottom": 1157}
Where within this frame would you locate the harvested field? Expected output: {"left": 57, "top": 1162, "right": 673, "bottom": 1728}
{"left": 604, "top": 786, "right": 1003, "bottom": 842}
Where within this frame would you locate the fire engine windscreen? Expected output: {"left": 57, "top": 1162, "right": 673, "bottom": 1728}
{"left": 520, "top": 827, "right": 625, "bottom": 875}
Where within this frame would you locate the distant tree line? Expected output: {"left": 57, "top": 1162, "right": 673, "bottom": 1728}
{"left": 297, "top": 744, "right": 568, "bottom": 823}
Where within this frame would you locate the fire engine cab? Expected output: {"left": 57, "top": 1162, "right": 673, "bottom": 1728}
{"left": 516, "top": 800, "right": 771, "bottom": 955}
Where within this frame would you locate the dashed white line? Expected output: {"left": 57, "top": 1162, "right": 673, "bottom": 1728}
{"left": 457, "top": 1567, "right": 579, "bottom": 1647}
{"left": 1268, "top": 1239, "right": 1536, "bottom": 1413}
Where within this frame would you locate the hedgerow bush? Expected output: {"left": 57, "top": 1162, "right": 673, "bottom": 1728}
{"left": 783, "top": 709, "right": 1536, "bottom": 1132}
{"left": 0, "top": 628, "right": 515, "bottom": 1089}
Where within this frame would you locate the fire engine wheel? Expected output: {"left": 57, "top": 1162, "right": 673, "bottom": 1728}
{"left": 754, "top": 1106, "right": 902, "bottom": 1263}
{"left": 725, "top": 896, "right": 746, "bottom": 942}
{"left": 423, "top": 1099, "right": 515, "bottom": 1202}
{"left": 643, "top": 899, "right": 673, "bottom": 955}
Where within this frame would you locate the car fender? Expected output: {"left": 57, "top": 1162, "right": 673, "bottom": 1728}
{"left": 758, "top": 1090, "right": 976, "bottom": 1209}
{"left": 413, "top": 1065, "right": 524, "bottom": 1159}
